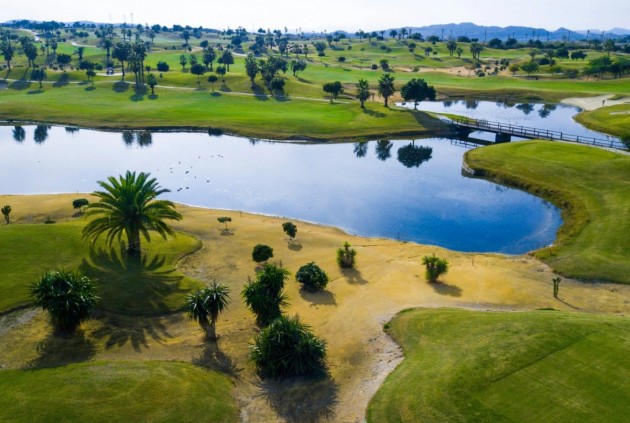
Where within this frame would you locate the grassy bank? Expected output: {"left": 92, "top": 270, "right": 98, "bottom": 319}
{"left": 368, "top": 308, "right": 630, "bottom": 422}
{"left": 575, "top": 103, "right": 630, "bottom": 138}
{"left": 0, "top": 361, "right": 238, "bottom": 422}
{"left": 0, "top": 79, "right": 446, "bottom": 141}
{"left": 0, "top": 218, "right": 203, "bottom": 314}
{"left": 466, "top": 141, "right": 630, "bottom": 283}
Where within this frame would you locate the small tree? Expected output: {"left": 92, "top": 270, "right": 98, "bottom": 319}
{"left": 282, "top": 221, "right": 297, "bottom": 242}
{"left": 252, "top": 244, "right": 274, "bottom": 263}
{"left": 337, "top": 242, "right": 357, "bottom": 269}
{"left": 147, "top": 72, "right": 158, "bottom": 94}
{"left": 422, "top": 254, "right": 449, "bottom": 283}
{"left": 207, "top": 75, "right": 218, "bottom": 91}
{"left": 216, "top": 65, "right": 226, "bottom": 82}
{"left": 190, "top": 63, "right": 206, "bottom": 87}
{"left": 400, "top": 78, "right": 436, "bottom": 109}
{"left": 250, "top": 315, "right": 327, "bottom": 377}
{"left": 1, "top": 204, "right": 11, "bottom": 224}
{"left": 323, "top": 81, "right": 343, "bottom": 103}
{"left": 185, "top": 282, "right": 230, "bottom": 340}
{"left": 296, "top": 262, "right": 329, "bottom": 292}
{"left": 72, "top": 198, "right": 89, "bottom": 213}
{"left": 30, "top": 270, "right": 98, "bottom": 335}
{"left": 56, "top": 53, "right": 72, "bottom": 71}
{"left": 179, "top": 54, "right": 188, "bottom": 70}
{"left": 377, "top": 73, "right": 395, "bottom": 107}
{"left": 30, "top": 68, "right": 46, "bottom": 89}
{"left": 217, "top": 216, "right": 232, "bottom": 231}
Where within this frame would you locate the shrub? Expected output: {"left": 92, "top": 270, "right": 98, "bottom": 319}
{"left": 250, "top": 315, "right": 327, "bottom": 377}
{"left": 156, "top": 61, "right": 170, "bottom": 72}
{"left": 30, "top": 270, "right": 98, "bottom": 334}
{"left": 252, "top": 244, "right": 274, "bottom": 263}
{"left": 621, "top": 134, "right": 630, "bottom": 150}
{"left": 72, "top": 198, "right": 89, "bottom": 212}
{"left": 371, "top": 64, "right": 378, "bottom": 70}
{"left": 242, "top": 264, "right": 289, "bottom": 326}
{"left": 338, "top": 56, "right": 346, "bottom": 62}
{"left": 1, "top": 204, "right": 11, "bottom": 224}
{"left": 422, "top": 254, "right": 449, "bottom": 282}
{"left": 296, "top": 262, "right": 329, "bottom": 292}
{"left": 337, "top": 242, "right": 357, "bottom": 268}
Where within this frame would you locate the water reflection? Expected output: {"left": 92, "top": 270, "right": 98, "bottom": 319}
{"left": 353, "top": 142, "right": 368, "bottom": 158}
{"left": 0, "top": 126, "right": 562, "bottom": 253}
{"left": 538, "top": 104, "right": 557, "bottom": 119}
{"left": 12, "top": 126, "right": 25, "bottom": 142}
{"left": 397, "top": 142, "right": 433, "bottom": 168}
{"left": 34, "top": 125, "right": 50, "bottom": 143}
{"left": 375, "top": 140, "right": 392, "bottom": 161}
{"left": 515, "top": 103, "right": 535, "bottom": 115}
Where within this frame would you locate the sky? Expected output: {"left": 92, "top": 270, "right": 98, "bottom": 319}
{"left": 3, "top": 0, "right": 628, "bottom": 32}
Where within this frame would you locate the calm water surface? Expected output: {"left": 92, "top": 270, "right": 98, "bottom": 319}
{"left": 0, "top": 125, "right": 561, "bottom": 254}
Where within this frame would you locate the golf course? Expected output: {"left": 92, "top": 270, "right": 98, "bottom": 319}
{"left": 1, "top": 15, "right": 630, "bottom": 423}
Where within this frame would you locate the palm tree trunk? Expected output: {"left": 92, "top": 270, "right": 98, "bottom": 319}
{"left": 126, "top": 228, "right": 141, "bottom": 257}
{"left": 206, "top": 321, "right": 217, "bottom": 340}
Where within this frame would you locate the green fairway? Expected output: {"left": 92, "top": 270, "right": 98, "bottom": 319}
{"left": 0, "top": 361, "right": 238, "bottom": 422}
{"left": 368, "top": 308, "right": 630, "bottom": 422}
{"left": 465, "top": 141, "right": 630, "bottom": 283}
{"left": 0, "top": 221, "right": 203, "bottom": 314}
{"left": 575, "top": 103, "right": 630, "bottom": 138}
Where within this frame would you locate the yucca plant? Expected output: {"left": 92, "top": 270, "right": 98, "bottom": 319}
{"left": 242, "top": 264, "right": 289, "bottom": 326}
{"left": 422, "top": 254, "right": 449, "bottom": 283}
{"left": 30, "top": 270, "right": 98, "bottom": 335}
{"left": 186, "top": 282, "right": 231, "bottom": 340}
{"left": 336, "top": 242, "right": 357, "bottom": 269}
{"left": 250, "top": 315, "right": 327, "bottom": 378}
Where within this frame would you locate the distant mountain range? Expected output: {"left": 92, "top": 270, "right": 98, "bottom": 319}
{"left": 386, "top": 23, "right": 628, "bottom": 41}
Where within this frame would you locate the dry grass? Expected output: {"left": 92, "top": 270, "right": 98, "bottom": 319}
{"left": 2, "top": 194, "right": 630, "bottom": 422}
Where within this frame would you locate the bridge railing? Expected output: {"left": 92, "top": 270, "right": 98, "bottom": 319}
{"left": 449, "top": 117, "right": 625, "bottom": 150}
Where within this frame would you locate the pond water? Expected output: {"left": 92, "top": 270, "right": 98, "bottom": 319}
{"left": 411, "top": 100, "right": 620, "bottom": 144}
{"left": 0, "top": 125, "right": 561, "bottom": 254}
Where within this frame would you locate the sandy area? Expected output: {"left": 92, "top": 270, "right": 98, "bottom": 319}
{"left": 562, "top": 94, "right": 630, "bottom": 111}
{"left": 2, "top": 194, "right": 630, "bottom": 422}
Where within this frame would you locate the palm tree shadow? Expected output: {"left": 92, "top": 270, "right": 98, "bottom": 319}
{"left": 90, "top": 311, "right": 177, "bottom": 352}
{"left": 257, "top": 375, "right": 338, "bottom": 423}
{"left": 341, "top": 268, "right": 368, "bottom": 285}
{"left": 26, "top": 330, "right": 96, "bottom": 369}
{"left": 430, "top": 281, "right": 462, "bottom": 297}
{"left": 81, "top": 246, "right": 189, "bottom": 315}
{"left": 192, "top": 341, "right": 240, "bottom": 377}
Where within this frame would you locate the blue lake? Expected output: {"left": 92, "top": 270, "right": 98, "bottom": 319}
{"left": 0, "top": 122, "right": 562, "bottom": 254}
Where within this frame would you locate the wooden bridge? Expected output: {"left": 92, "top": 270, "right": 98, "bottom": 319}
{"left": 447, "top": 117, "right": 625, "bottom": 150}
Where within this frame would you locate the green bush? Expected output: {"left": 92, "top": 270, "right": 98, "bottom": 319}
{"left": 621, "top": 134, "right": 630, "bottom": 150}
{"left": 422, "top": 254, "right": 449, "bottom": 283}
{"left": 30, "top": 270, "right": 98, "bottom": 334}
{"left": 252, "top": 244, "right": 273, "bottom": 263}
{"left": 242, "top": 264, "right": 289, "bottom": 326}
{"left": 250, "top": 315, "right": 327, "bottom": 378}
{"left": 296, "top": 262, "right": 329, "bottom": 292}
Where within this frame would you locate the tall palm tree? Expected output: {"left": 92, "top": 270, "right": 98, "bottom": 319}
{"left": 186, "top": 283, "right": 231, "bottom": 340}
{"left": 377, "top": 74, "right": 395, "bottom": 107}
{"left": 82, "top": 171, "right": 182, "bottom": 258}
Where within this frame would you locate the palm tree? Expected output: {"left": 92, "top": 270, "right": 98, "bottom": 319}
{"left": 355, "top": 79, "right": 370, "bottom": 108}
{"left": 30, "top": 270, "right": 98, "bottom": 334}
{"left": 186, "top": 283, "right": 231, "bottom": 340}
{"left": 422, "top": 254, "right": 449, "bottom": 283}
{"left": 377, "top": 74, "right": 395, "bottom": 107}
{"left": 82, "top": 171, "right": 182, "bottom": 258}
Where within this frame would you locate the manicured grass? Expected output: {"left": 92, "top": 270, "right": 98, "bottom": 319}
{"left": 0, "top": 221, "right": 203, "bottom": 313}
{"left": 0, "top": 361, "right": 238, "bottom": 422}
{"left": 368, "top": 308, "right": 630, "bottom": 422}
{"left": 465, "top": 141, "right": 630, "bottom": 283}
{"left": 575, "top": 103, "right": 630, "bottom": 138}
{"left": 0, "top": 80, "right": 445, "bottom": 140}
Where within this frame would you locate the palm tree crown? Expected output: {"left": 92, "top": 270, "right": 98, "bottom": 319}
{"left": 82, "top": 171, "right": 182, "bottom": 257}
{"left": 186, "top": 283, "right": 231, "bottom": 340}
